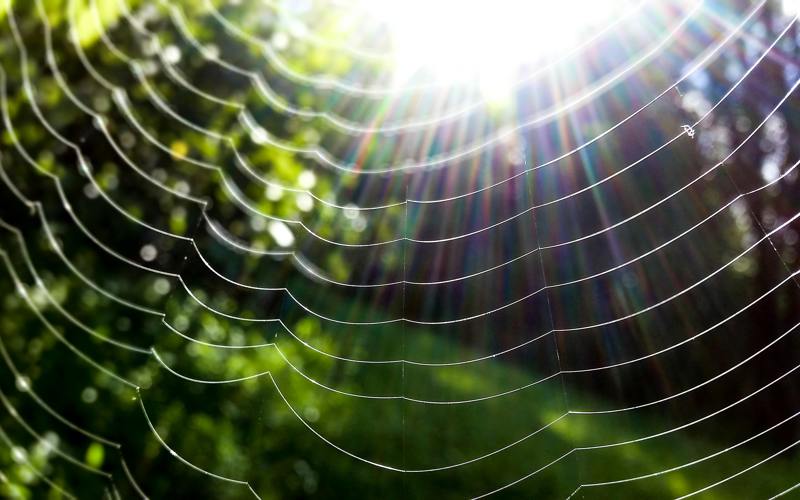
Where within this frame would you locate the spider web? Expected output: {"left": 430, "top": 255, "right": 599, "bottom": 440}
{"left": 0, "top": 0, "right": 798, "bottom": 498}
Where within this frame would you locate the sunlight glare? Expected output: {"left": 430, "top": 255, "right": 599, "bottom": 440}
{"left": 363, "top": 0, "right": 632, "bottom": 99}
